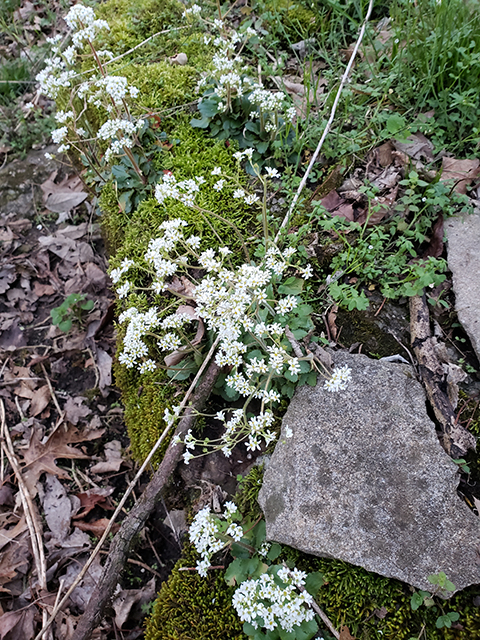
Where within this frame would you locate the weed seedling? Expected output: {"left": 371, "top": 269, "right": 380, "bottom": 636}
{"left": 50, "top": 293, "right": 94, "bottom": 332}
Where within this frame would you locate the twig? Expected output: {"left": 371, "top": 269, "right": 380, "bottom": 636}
{"left": 0, "top": 400, "right": 49, "bottom": 637}
{"left": 104, "top": 26, "right": 188, "bottom": 66}
{"left": 40, "top": 362, "right": 65, "bottom": 425}
{"left": 34, "top": 337, "right": 220, "bottom": 640}
{"left": 274, "top": 0, "right": 375, "bottom": 243}
{"left": 99, "top": 551, "right": 163, "bottom": 579}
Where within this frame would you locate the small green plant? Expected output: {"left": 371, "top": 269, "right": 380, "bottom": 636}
{"left": 50, "top": 293, "right": 94, "bottom": 332}
{"left": 409, "top": 572, "right": 459, "bottom": 636}
{"left": 314, "top": 173, "right": 471, "bottom": 310}
{"left": 189, "top": 502, "right": 325, "bottom": 640}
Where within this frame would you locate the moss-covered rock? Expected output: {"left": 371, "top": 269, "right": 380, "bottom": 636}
{"left": 144, "top": 547, "right": 246, "bottom": 640}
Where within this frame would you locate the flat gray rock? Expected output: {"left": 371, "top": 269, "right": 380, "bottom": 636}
{"left": 258, "top": 352, "right": 480, "bottom": 593}
{"left": 446, "top": 211, "right": 480, "bottom": 361}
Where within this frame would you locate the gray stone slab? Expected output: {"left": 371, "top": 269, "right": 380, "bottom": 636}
{"left": 258, "top": 352, "right": 480, "bottom": 593}
{"left": 446, "top": 212, "right": 480, "bottom": 361}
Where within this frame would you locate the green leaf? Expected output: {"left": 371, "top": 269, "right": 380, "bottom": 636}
{"left": 254, "top": 519, "right": 266, "bottom": 548}
{"left": 295, "top": 617, "right": 318, "bottom": 640}
{"left": 80, "top": 299, "right": 94, "bottom": 311}
{"left": 256, "top": 140, "right": 269, "bottom": 154}
{"left": 231, "top": 542, "right": 250, "bottom": 559}
{"left": 267, "top": 543, "right": 282, "bottom": 561}
{"left": 306, "top": 372, "right": 317, "bottom": 386}
{"left": 225, "top": 558, "right": 248, "bottom": 586}
{"left": 243, "top": 621, "right": 258, "bottom": 637}
{"left": 58, "top": 319, "right": 72, "bottom": 333}
{"left": 447, "top": 611, "right": 460, "bottom": 622}
{"left": 410, "top": 592, "right": 424, "bottom": 611}
{"left": 305, "top": 571, "right": 324, "bottom": 597}
{"left": 278, "top": 626, "right": 295, "bottom": 640}
{"left": 198, "top": 99, "right": 220, "bottom": 118}
{"left": 278, "top": 277, "right": 304, "bottom": 295}
{"left": 190, "top": 116, "right": 211, "bottom": 129}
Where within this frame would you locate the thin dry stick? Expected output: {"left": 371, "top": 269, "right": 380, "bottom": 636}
{"left": 274, "top": 0, "right": 375, "bottom": 243}
{"left": 40, "top": 362, "right": 65, "bottom": 423}
{"left": 104, "top": 25, "right": 188, "bottom": 66}
{"left": 0, "top": 400, "right": 49, "bottom": 637}
{"left": 33, "top": 337, "right": 220, "bottom": 640}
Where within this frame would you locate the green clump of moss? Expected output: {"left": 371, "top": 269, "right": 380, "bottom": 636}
{"left": 144, "top": 546, "right": 246, "bottom": 640}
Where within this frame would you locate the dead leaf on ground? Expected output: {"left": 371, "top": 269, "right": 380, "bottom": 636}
{"left": 0, "top": 266, "right": 16, "bottom": 295}
{"left": 61, "top": 556, "right": 104, "bottom": 612}
{"left": 441, "top": 157, "right": 480, "bottom": 194}
{"left": 20, "top": 423, "right": 104, "bottom": 497}
{"left": 40, "top": 171, "right": 88, "bottom": 216}
{"left": 339, "top": 625, "right": 357, "bottom": 640}
{"left": 42, "top": 474, "right": 73, "bottom": 543}
{"left": 0, "top": 531, "right": 31, "bottom": 590}
{"left": 327, "top": 304, "right": 339, "bottom": 341}
{"left": 29, "top": 385, "right": 50, "bottom": 417}
{"left": 393, "top": 133, "right": 434, "bottom": 162}
{"left": 73, "top": 487, "right": 114, "bottom": 519}
{"left": 0, "top": 606, "right": 36, "bottom": 640}
{"left": 90, "top": 440, "right": 123, "bottom": 474}
{"left": 0, "top": 517, "right": 27, "bottom": 553}
{"left": 64, "top": 396, "right": 92, "bottom": 425}
{"left": 422, "top": 215, "right": 444, "bottom": 259}
{"left": 75, "top": 518, "right": 119, "bottom": 537}
{"left": 112, "top": 577, "right": 156, "bottom": 629}
{"left": 95, "top": 348, "right": 112, "bottom": 396}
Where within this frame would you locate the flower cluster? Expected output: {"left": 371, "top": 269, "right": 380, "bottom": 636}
{"left": 189, "top": 502, "right": 241, "bottom": 576}
{"left": 36, "top": 4, "right": 144, "bottom": 170}
{"left": 323, "top": 365, "right": 352, "bottom": 392}
{"left": 248, "top": 84, "right": 297, "bottom": 134}
{"left": 232, "top": 567, "right": 315, "bottom": 633}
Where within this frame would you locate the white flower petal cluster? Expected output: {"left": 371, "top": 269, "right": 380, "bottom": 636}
{"left": 324, "top": 365, "right": 352, "bottom": 392}
{"left": 118, "top": 307, "right": 160, "bottom": 369}
{"left": 36, "top": 56, "right": 76, "bottom": 99}
{"left": 189, "top": 503, "right": 241, "bottom": 576}
{"left": 64, "top": 4, "right": 110, "bottom": 49}
{"left": 232, "top": 568, "right": 314, "bottom": 633}
{"left": 155, "top": 173, "right": 205, "bottom": 207}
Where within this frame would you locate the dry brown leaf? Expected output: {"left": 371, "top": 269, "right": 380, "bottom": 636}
{"left": 0, "top": 607, "right": 36, "bottom": 640}
{"left": 393, "top": 133, "right": 434, "bottom": 162}
{"left": 0, "top": 266, "right": 16, "bottom": 295}
{"left": 64, "top": 396, "right": 92, "bottom": 425}
{"left": 73, "top": 487, "right": 114, "bottom": 519}
{"left": 41, "top": 171, "right": 88, "bottom": 215}
{"left": 74, "top": 517, "right": 119, "bottom": 537}
{"left": 90, "top": 440, "right": 123, "bottom": 474}
{"left": 96, "top": 348, "right": 112, "bottom": 396}
{"left": 0, "top": 531, "right": 31, "bottom": 589}
{"left": 33, "top": 281, "right": 55, "bottom": 297}
{"left": 422, "top": 215, "right": 444, "bottom": 259}
{"left": 29, "top": 385, "right": 50, "bottom": 417}
{"left": 20, "top": 424, "right": 104, "bottom": 497}
{"left": 339, "top": 625, "right": 357, "bottom": 640}
{"left": 441, "top": 157, "right": 480, "bottom": 194}
{"left": 112, "top": 577, "right": 156, "bottom": 629}
{"left": 0, "top": 516, "right": 27, "bottom": 553}
{"left": 42, "top": 474, "right": 73, "bottom": 543}
{"left": 327, "top": 304, "right": 339, "bottom": 341}
{"left": 376, "top": 141, "right": 394, "bottom": 167}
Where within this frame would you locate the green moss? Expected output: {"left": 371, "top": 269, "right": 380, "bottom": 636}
{"left": 122, "top": 62, "right": 198, "bottom": 112}
{"left": 113, "top": 352, "right": 174, "bottom": 465}
{"left": 144, "top": 546, "right": 246, "bottom": 640}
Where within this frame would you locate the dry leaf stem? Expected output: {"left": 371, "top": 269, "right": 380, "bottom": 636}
{"left": 0, "top": 399, "right": 49, "bottom": 637}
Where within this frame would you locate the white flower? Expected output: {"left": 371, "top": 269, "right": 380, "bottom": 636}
{"left": 264, "top": 167, "right": 280, "bottom": 179}
{"left": 233, "top": 189, "right": 245, "bottom": 199}
{"left": 211, "top": 166, "right": 222, "bottom": 175}
{"left": 324, "top": 365, "right": 352, "bottom": 392}
{"left": 213, "top": 179, "right": 225, "bottom": 191}
{"left": 244, "top": 194, "right": 260, "bottom": 205}
{"left": 226, "top": 523, "right": 243, "bottom": 541}
{"left": 284, "top": 426, "right": 293, "bottom": 438}
{"left": 51, "top": 126, "right": 68, "bottom": 143}
{"left": 275, "top": 295, "right": 298, "bottom": 316}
